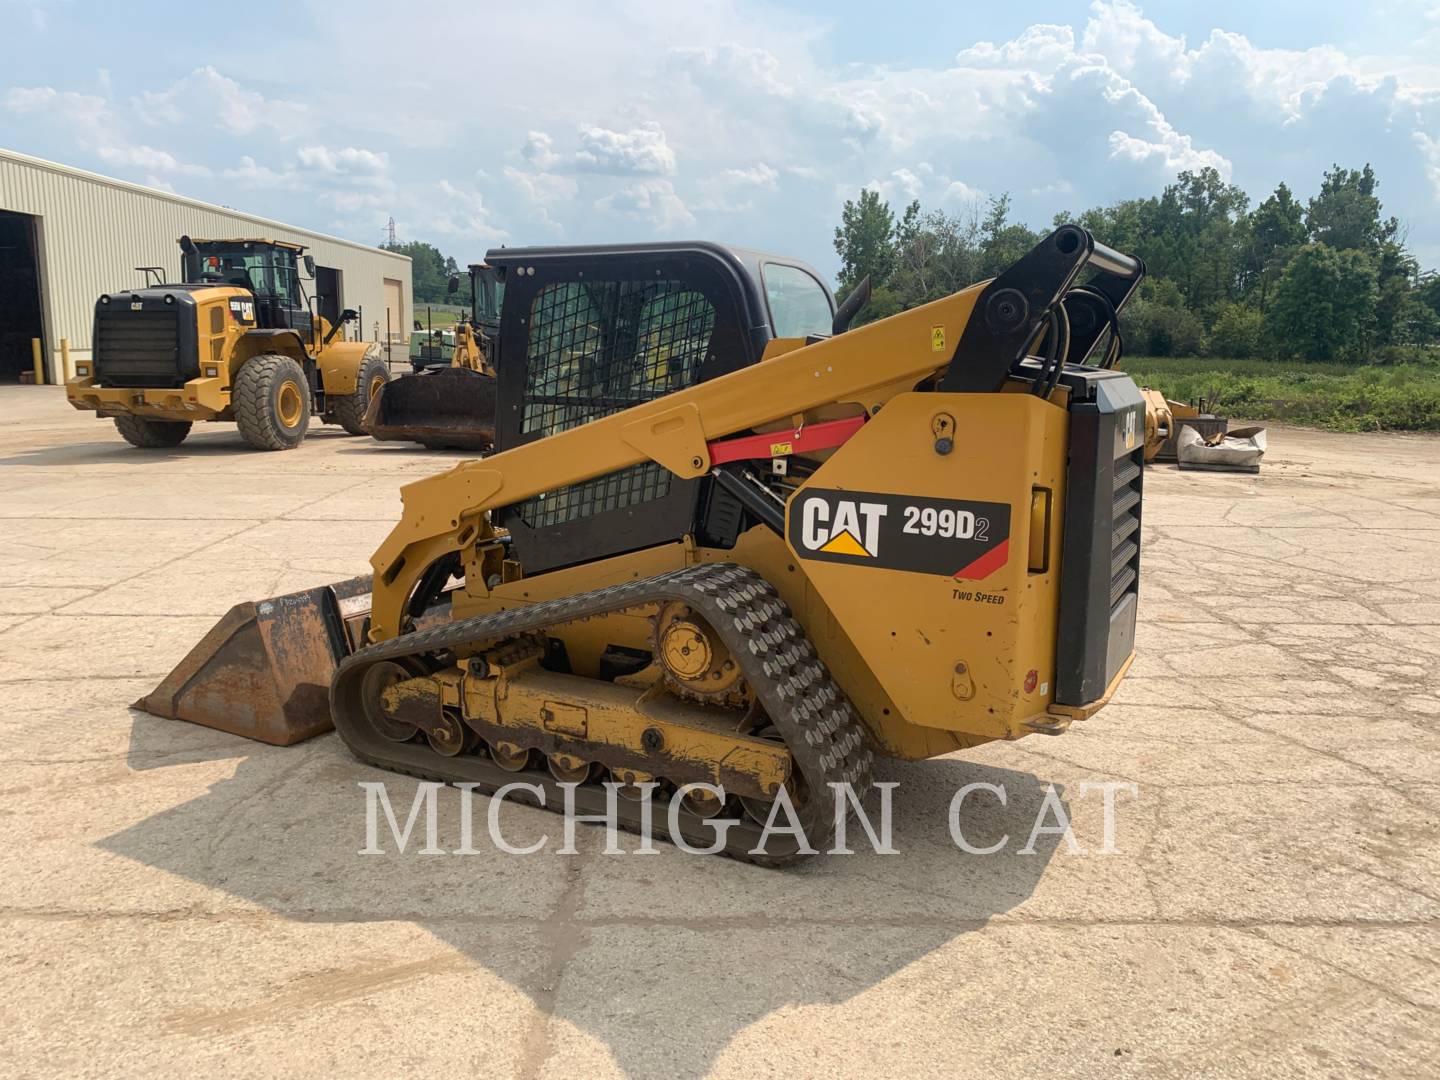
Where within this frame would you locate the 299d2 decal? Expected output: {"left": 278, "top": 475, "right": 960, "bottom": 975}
{"left": 788, "top": 488, "right": 1012, "bottom": 580}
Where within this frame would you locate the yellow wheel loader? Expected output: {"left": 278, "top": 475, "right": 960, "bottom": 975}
{"left": 66, "top": 237, "right": 389, "bottom": 450}
{"left": 138, "top": 227, "right": 1148, "bottom": 863}
{"left": 363, "top": 262, "right": 502, "bottom": 451}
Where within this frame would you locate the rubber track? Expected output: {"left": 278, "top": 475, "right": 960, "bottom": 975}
{"left": 331, "top": 563, "right": 874, "bottom": 866}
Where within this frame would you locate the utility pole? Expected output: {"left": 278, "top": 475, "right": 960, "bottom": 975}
{"left": 385, "top": 217, "right": 397, "bottom": 247}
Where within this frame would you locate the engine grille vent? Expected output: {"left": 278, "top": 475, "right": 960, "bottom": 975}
{"left": 94, "top": 307, "right": 182, "bottom": 389}
{"left": 1110, "top": 450, "right": 1143, "bottom": 610}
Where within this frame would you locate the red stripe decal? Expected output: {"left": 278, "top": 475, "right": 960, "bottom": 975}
{"left": 707, "top": 415, "right": 867, "bottom": 466}
{"left": 953, "top": 539, "right": 1010, "bottom": 581}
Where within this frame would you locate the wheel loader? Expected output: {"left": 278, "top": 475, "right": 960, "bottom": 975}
{"left": 137, "top": 227, "right": 1147, "bottom": 863}
{"left": 66, "top": 236, "right": 389, "bottom": 450}
{"left": 362, "top": 262, "right": 502, "bottom": 450}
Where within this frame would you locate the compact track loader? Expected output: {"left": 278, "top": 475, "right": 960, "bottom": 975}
{"left": 66, "top": 237, "right": 389, "bottom": 450}
{"left": 363, "top": 262, "right": 502, "bottom": 451}
{"left": 138, "top": 228, "right": 1147, "bottom": 862}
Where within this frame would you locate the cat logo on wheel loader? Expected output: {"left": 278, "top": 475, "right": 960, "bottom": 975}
{"left": 66, "top": 236, "right": 389, "bottom": 451}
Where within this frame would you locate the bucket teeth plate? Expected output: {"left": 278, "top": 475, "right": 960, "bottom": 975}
{"left": 134, "top": 576, "right": 372, "bottom": 746}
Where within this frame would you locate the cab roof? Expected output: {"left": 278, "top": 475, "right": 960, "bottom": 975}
{"left": 187, "top": 238, "right": 307, "bottom": 253}
{"left": 481, "top": 240, "right": 835, "bottom": 318}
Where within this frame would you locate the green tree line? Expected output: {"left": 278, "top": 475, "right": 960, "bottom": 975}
{"left": 381, "top": 240, "right": 462, "bottom": 304}
{"left": 834, "top": 165, "right": 1440, "bottom": 363}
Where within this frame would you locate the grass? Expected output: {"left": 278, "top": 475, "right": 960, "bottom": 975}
{"left": 1122, "top": 356, "right": 1440, "bottom": 432}
{"left": 411, "top": 302, "right": 466, "bottom": 330}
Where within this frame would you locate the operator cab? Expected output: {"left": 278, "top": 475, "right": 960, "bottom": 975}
{"left": 480, "top": 240, "right": 835, "bottom": 574}
{"left": 181, "top": 237, "right": 316, "bottom": 341}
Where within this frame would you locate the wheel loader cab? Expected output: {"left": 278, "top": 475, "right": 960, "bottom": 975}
{"left": 485, "top": 242, "right": 834, "bottom": 572}
{"left": 184, "top": 238, "right": 314, "bottom": 342}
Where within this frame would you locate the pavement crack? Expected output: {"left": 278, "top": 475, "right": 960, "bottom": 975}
{"left": 515, "top": 833, "right": 596, "bottom": 1080}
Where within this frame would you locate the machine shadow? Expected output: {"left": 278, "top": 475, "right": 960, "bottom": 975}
{"left": 103, "top": 712, "right": 1065, "bottom": 1078}
{"left": 0, "top": 425, "right": 366, "bottom": 467}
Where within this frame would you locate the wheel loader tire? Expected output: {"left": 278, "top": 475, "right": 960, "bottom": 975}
{"left": 333, "top": 348, "right": 389, "bottom": 435}
{"left": 234, "top": 354, "right": 310, "bottom": 451}
{"left": 114, "top": 415, "right": 192, "bottom": 449}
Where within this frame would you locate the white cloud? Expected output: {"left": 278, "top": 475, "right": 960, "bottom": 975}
{"left": 504, "top": 166, "right": 579, "bottom": 233}
{"left": 96, "top": 144, "right": 210, "bottom": 177}
{"left": 3, "top": 85, "right": 109, "bottom": 134}
{"left": 521, "top": 131, "right": 559, "bottom": 169}
{"left": 222, "top": 155, "right": 301, "bottom": 189}
{"left": 1417, "top": 132, "right": 1440, "bottom": 200}
{"left": 297, "top": 145, "right": 390, "bottom": 175}
{"left": 942, "top": 180, "right": 985, "bottom": 206}
{"left": 596, "top": 179, "right": 695, "bottom": 232}
{"left": 135, "top": 66, "right": 305, "bottom": 137}
{"left": 720, "top": 163, "right": 779, "bottom": 190}
{"left": 422, "top": 179, "right": 508, "bottom": 243}
{"left": 6, "top": 2, "right": 1440, "bottom": 272}
{"left": 573, "top": 122, "right": 677, "bottom": 176}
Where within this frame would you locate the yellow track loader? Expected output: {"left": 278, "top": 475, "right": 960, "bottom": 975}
{"left": 66, "top": 237, "right": 388, "bottom": 450}
{"left": 138, "top": 228, "right": 1148, "bottom": 862}
{"left": 362, "top": 262, "right": 501, "bottom": 451}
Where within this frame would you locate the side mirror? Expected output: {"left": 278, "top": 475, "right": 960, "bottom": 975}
{"left": 339, "top": 308, "right": 359, "bottom": 324}
{"left": 303, "top": 255, "right": 316, "bottom": 277}
{"left": 447, "top": 275, "right": 460, "bottom": 295}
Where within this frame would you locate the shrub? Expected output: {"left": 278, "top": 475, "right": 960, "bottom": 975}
{"left": 1206, "top": 302, "right": 1265, "bottom": 358}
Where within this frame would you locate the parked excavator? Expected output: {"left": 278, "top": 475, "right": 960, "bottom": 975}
{"left": 137, "top": 228, "right": 1147, "bottom": 863}
{"left": 362, "top": 262, "right": 502, "bottom": 450}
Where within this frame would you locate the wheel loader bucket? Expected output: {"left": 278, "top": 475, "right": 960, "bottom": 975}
{"left": 134, "top": 576, "right": 373, "bottom": 746}
{"left": 363, "top": 367, "right": 497, "bottom": 451}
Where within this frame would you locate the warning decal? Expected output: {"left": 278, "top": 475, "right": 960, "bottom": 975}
{"left": 788, "top": 487, "right": 1012, "bottom": 579}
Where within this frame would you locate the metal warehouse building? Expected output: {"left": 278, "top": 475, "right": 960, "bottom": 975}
{"left": 0, "top": 147, "right": 412, "bottom": 383}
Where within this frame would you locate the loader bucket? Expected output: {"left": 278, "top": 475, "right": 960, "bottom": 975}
{"left": 364, "top": 367, "right": 497, "bottom": 451}
{"left": 134, "top": 576, "right": 373, "bottom": 746}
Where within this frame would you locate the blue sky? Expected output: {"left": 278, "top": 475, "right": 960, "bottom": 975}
{"left": 4, "top": 0, "right": 1439, "bottom": 277}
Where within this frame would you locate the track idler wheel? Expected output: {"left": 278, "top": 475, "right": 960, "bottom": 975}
{"left": 426, "top": 712, "right": 470, "bottom": 757}
{"left": 361, "top": 661, "right": 419, "bottom": 743}
{"left": 547, "top": 753, "right": 593, "bottom": 784}
{"left": 488, "top": 739, "right": 531, "bottom": 772}
{"left": 681, "top": 787, "right": 725, "bottom": 818}
{"left": 610, "top": 768, "right": 656, "bottom": 801}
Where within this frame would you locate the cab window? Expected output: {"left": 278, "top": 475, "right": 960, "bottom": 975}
{"left": 761, "top": 262, "right": 832, "bottom": 338}
{"left": 197, "top": 246, "right": 275, "bottom": 296}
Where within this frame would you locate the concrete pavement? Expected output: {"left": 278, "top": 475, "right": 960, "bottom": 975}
{"left": 1, "top": 385, "right": 1437, "bottom": 1078}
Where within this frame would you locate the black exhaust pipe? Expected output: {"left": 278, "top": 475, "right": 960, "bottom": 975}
{"left": 831, "top": 276, "right": 872, "bottom": 335}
